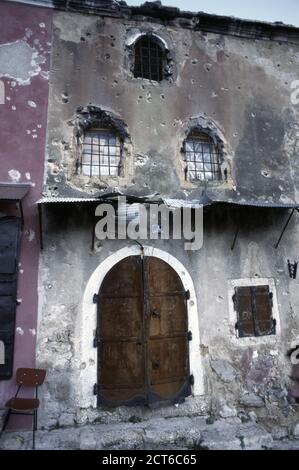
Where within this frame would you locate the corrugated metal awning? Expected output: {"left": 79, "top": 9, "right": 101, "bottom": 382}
{"left": 36, "top": 197, "right": 100, "bottom": 204}
{"left": 0, "top": 183, "right": 31, "bottom": 201}
{"left": 36, "top": 191, "right": 161, "bottom": 205}
{"left": 219, "top": 199, "right": 299, "bottom": 209}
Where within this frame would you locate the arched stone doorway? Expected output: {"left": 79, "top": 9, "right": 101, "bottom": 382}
{"left": 77, "top": 246, "right": 204, "bottom": 409}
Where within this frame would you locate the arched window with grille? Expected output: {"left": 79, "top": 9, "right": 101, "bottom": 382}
{"left": 133, "top": 35, "right": 165, "bottom": 82}
{"left": 183, "top": 131, "right": 221, "bottom": 182}
{"left": 79, "top": 129, "right": 122, "bottom": 177}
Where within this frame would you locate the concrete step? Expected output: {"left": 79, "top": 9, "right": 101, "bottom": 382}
{"left": 0, "top": 415, "right": 289, "bottom": 450}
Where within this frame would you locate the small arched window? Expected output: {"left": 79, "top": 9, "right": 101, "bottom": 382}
{"left": 80, "top": 129, "right": 122, "bottom": 177}
{"left": 134, "top": 35, "right": 165, "bottom": 82}
{"left": 183, "top": 131, "right": 221, "bottom": 182}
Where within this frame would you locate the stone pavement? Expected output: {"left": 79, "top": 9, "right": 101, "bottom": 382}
{"left": 0, "top": 415, "right": 299, "bottom": 450}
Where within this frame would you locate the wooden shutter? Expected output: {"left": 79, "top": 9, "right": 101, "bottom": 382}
{"left": 234, "top": 285, "right": 275, "bottom": 338}
{"left": 234, "top": 286, "right": 255, "bottom": 337}
{"left": 254, "top": 286, "right": 275, "bottom": 336}
{"left": 0, "top": 216, "right": 21, "bottom": 379}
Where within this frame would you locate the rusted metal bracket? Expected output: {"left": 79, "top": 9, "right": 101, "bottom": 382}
{"left": 93, "top": 327, "right": 99, "bottom": 348}
{"left": 274, "top": 208, "right": 299, "bottom": 249}
{"left": 231, "top": 226, "right": 239, "bottom": 251}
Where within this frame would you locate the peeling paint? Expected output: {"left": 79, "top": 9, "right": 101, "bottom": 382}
{"left": 0, "top": 40, "right": 45, "bottom": 85}
{"left": 25, "top": 229, "right": 35, "bottom": 242}
{"left": 8, "top": 169, "right": 21, "bottom": 182}
{"left": 28, "top": 100, "right": 37, "bottom": 108}
{"left": 16, "top": 327, "right": 24, "bottom": 336}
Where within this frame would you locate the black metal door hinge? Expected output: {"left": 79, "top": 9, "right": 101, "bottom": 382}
{"left": 93, "top": 327, "right": 99, "bottom": 348}
{"left": 185, "top": 290, "right": 190, "bottom": 300}
{"left": 187, "top": 330, "right": 192, "bottom": 341}
{"left": 189, "top": 374, "right": 194, "bottom": 386}
{"left": 93, "top": 293, "right": 99, "bottom": 304}
{"left": 93, "top": 383, "right": 98, "bottom": 395}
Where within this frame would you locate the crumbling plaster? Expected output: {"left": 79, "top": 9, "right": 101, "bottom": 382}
{"left": 43, "top": 10, "right": 299, "bottom": 205}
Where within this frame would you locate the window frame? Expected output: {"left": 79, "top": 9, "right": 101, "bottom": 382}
{"left": 79, "top": 127, "right": 123, "bottom": 178}
{"left": 183, "top": 131, "right": 222, "bottom": 182}
{"left": 133, "top": 34, "right": 165, "bottom": 82}
{"left": 233, "top": 285, "right": 276, "bottom": 338}
{"left": 228, "top": 278, "right": 280, "bottom": 345}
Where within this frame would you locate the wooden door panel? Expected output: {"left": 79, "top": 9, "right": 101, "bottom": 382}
{"left": 149, "top": 337, "right": 188, "bottom": 398}
{"left": 100, "top": 296, "right": 142, "bottom": 338}
{"left": 147, "top": 257, "right": 183, "bottom": 293}
{"left": 98, "top": 256, "right": 145, "bottom": 405}
{"left": 100, "top": 341, "right": 145, "bottom": 402}
{"left": 149, "top": 295, "right": 187, "bottom": 337}
{"left": 100, "top": 256, "right": 142, "bottom": 296}
{"left": 100, "top": 341, "right": 144, "bottom": 385}
{"left": 146, "top": 257, "right": 190, "bottom": 402}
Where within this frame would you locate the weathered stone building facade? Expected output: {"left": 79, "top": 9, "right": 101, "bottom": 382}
{"left": 1, "top": 0, "right": 299, "bottom": 449}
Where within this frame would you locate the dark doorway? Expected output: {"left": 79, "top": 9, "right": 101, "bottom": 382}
{"left": 96, "top": 255, "right": 191, "bottom": 407}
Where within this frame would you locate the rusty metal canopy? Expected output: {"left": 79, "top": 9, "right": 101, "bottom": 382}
{"left": 0, "top": 183, "right": 31, "bottom": 201}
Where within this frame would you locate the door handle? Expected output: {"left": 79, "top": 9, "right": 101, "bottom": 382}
{"left": 152, "top": 360, "right": 160, "bottom": 370}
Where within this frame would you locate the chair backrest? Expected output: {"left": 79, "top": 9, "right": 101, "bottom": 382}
{"left": 16, "top": 368, "right": 46, "bottom": 386}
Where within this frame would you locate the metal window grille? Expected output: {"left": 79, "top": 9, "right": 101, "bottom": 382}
{"left": 81, "top": 130, "right": 122, "bottom": 177}
{"left": 184, "top": 132, "right": 221, "bottom": 182}
{"left": 233, "top": 285, "right": 276, "bottom": 338}
{"left": 134, "top": 35, "right": 164, "bottom": 82}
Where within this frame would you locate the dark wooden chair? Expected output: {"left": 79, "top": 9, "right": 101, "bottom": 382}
{"left": 1, "top": 368, "right": 46, "bottom": 449}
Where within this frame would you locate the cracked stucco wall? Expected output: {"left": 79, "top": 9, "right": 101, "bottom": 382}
{"left": 43, "top": 11, "right": 299, "bottom": 204}
{"left": 36, "top": 207, "right": 299, "bottom": 430}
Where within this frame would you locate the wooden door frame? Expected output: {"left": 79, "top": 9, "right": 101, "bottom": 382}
{"left": 78, "top": 246, "right": 204, "bottom": 409}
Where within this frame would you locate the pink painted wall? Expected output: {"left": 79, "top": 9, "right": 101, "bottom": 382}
{"left": 0, "top": 1, "right": 52, "bottom": 416}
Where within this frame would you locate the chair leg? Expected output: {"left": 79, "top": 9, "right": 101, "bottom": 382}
{"left": 1, "top": 409, "right": 11, "bottom": 434}
{"left": 32, "top": 410, "right": 37, "bottom": 450}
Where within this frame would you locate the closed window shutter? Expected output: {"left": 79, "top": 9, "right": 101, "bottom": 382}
{"left": 254, "top": 286, "right": 275, "bottom": 336}
{"left": 234, "top": 285, "right": 276, "bottom": 338}
{"left": 0, "top": 216, "right": 21, "bottom": 380}
{"left": 234, "top": 287, "right": 255, "bottom": 337}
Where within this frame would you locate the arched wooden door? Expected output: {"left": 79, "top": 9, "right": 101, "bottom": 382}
{"left": 96, "top": 255, "right": 191, "bottom": 407}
